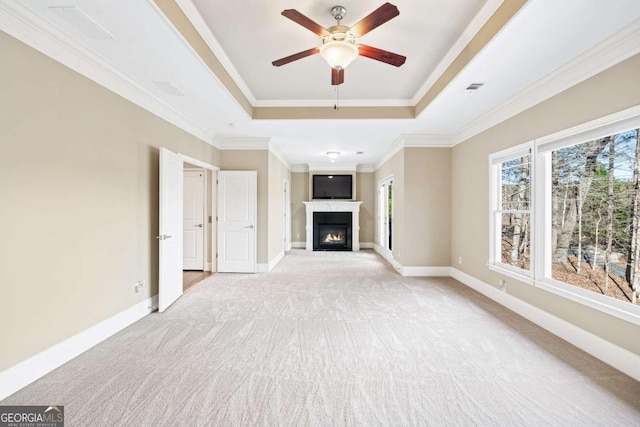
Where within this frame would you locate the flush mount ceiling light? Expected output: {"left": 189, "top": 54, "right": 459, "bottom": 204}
{"left": 326, "top": 151, "right": 340, "bottom": 159}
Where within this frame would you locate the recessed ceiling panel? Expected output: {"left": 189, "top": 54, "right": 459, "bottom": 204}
{"left": 192, "top": 0, "right": 486, "bottom": 102}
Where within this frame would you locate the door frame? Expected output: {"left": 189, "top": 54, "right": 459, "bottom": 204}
{"left": 378, "top": 175, "right": 394, "bottom": 259}
{"left": 177, "top": 154, "right": 219, "bottom": 273}
{"left": 284, "top": 178, "right": 292, "bottom": 251}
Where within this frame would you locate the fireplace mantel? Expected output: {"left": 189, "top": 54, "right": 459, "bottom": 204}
{"left": 303, "top": 201, "right": 363, "bottom": 251}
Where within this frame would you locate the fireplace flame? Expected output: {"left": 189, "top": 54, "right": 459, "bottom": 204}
{"left": 323, "top": 232, "right": 345, "bottom": 243}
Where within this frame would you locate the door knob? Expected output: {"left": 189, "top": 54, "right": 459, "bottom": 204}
{"left": 245, "top": 225, "right": 254, "bottom": 229}
{"left": 195, "top": 224, "right": 203, "bottom": 228}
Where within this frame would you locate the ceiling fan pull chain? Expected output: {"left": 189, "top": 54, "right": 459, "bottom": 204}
{"left": 334, "top": 84, "right": 340, "bottom": 110}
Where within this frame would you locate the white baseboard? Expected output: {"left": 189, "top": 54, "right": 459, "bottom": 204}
{"left": 0, "top": 295, "right": 158, "bottom": 400}
{"left": 292, "top": 241, "right": 306, "bottom": 249}
{"left": 360, "top": 242, "right": 374, "bottom": 249}
{"left": 402, "top": 266, "right": 452, "bottom": 277}
{"left": 205, "top": 262, "right": 212, "bottom": 272}
{"left": 450, "top": 268, "right": 640, "bottom": 382}
{"left": 256, "top": 251, "right": 286, "bottom": 273}
{"left": 373, "top": 244, "right": 402, "bottom": 273}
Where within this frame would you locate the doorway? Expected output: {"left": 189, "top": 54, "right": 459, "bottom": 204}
{"left": 378, "top": 176, "right": 393, "bottom": 255}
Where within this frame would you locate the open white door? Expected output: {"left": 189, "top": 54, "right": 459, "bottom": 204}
{"left": 158, "top": 147, "right": 183, "bottom": 312}
{"left": 218, "top": 171, "right": 257, "bottom": 273}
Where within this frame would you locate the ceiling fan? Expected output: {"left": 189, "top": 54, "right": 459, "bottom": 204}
{"left": 272, "top": 3, "right": 406, "bottom": 86}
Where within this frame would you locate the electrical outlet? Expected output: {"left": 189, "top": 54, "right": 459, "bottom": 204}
{"left": 458, "top": 256, "right": 463, "bottom": 265}
{"left": 134, "top": 280, "right": 144, "bottom": 293}
{"left": 499, "top": 279, "right": 507, "bottom": 292}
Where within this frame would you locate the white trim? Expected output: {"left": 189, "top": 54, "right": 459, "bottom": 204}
{"left": 0, "top": 295, "right": 158, "bottom": 400}
{"left": 291, "top": 165, "right": 309, "bottom": 173}
{"left": 205, "top": 262, "right": 212, "bottom": 272}
{"left": 373, "top": 243, "right": 402, "bottom": 274}
{"left": 308, "top": 163, "right": 359, "bottom": 172}
{"left": 411, "top": 0, "right": 505, "bottom": 106}
{"left": 268, "top": 251, "right": 285, "bottom": 272}
{"left": 0, "top": 0, "right": 214, "bottom": 145}
{"left": 175, "top": 0, "right": 256, "bottom": 105}
{"left": 374, "top": 136, "right": 405, "bottom": 170}
{"left": 253, "top": 98, "right": 414, "bottom": 108}
{"left": 452, "top": 19, "right": 640, "bottom": 146}
{"left": 256, "top": 263, "right": 268, "bottom": 273}
{"left": 401, "top": 266, "right": 452, "bottom": 277}
{"left": 218, "top": 137, "right": 271, "bottom": 150}
{"left": 360, "top": 242, "right": 374, "bottom": 249}
{"left": 269, "top": 141, "right": 291, "bottom": 170}
{"left": 178, "top": 153, "right": 219, "bottom": 171}
{"left": 450, "top": 268, "right": 640, "bottom": 382}
{"left": 356, "top": 165, "right": 376, "bottom": 173}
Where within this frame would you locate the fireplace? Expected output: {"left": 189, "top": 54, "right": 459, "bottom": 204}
{"left": 303, "top": 201, "right": 362, "bottom": 251}
{"left": 313, "top": 212, "right": 352, "bottom": 251}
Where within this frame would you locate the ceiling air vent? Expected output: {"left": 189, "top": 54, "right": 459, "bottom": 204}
{"left": 465, "top": 83, "right": 484, "bottom": 93}
{"left": 48, "top": 6, "right": 114, "bottom": 40}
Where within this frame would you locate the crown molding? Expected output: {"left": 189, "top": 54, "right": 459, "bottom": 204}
{"left": 308, "top": 163, "right": 359, "bottom": 172}
{"left": 356, "top": 164, "right": 376, "bottom": 173}
{"left": 218, "top": 136, "right": 271, "bottom": 150}
{"left": 411, "top": 0, "right": 505, "bottom": 105}
{"left": 175, "top": 0, "right": 256, "bottom": 105}
{"left": 0, "top": 0, "right": 214, "bottom": 145}
{"left": 374, "top": 134, "right": 453, "bottom": 170}
{"left": 451, "top": 17, "right": 640, "bottom": 146}
{"left": 253, "top": 98, "right": 415, "bottom": 108}
{"left": 268, "top": 140, "right": 292, "bottom": 170}
{"left": 402, "top": 134, "right": 453, "bottom": 148}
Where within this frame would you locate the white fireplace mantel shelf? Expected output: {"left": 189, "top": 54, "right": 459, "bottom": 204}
{"left": 303, "top": 201, "right": 363, "bottom": 251}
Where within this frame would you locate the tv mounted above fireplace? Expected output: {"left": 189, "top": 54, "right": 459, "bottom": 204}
{"left": 312, "top": 174, "right": 353, "bottom": 199}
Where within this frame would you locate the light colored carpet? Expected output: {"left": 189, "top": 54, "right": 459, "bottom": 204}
{"left": 3, "top": 249, "right": 640, "bottom": 426}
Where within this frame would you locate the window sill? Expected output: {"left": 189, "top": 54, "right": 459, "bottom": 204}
{"left": 488, "top": 263, "right": 640, "bottom": 326}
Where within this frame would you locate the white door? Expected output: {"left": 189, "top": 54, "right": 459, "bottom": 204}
{"left": 378, "top": 177, "right": 393, "bottom": 253}
{"left": 217, "top": 171, "right": 257, "bottom": 273}
{"left": 284, "top": 179, "right": 292, "bottom": 251}
{"left": 183, "top": 170, "right": 205, "bottom": 270}
{"left": 158, "top": 147, "right": 183, "bottom": 312}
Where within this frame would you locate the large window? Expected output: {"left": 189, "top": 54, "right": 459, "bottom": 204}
{"left": 490, "top": 109, "right": 640, "bottom": 323}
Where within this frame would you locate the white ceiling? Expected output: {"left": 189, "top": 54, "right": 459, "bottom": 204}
{"left": 3, "top": 0, "right": 640, "bottom": 168}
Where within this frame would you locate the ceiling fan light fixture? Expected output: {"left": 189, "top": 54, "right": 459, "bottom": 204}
{"left": 319, "top": 40, "right": 358, "bottom": 69}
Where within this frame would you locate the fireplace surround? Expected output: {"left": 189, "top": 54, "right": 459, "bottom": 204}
{"left": 303, "top": 201, "right": 363, "bottom": 251}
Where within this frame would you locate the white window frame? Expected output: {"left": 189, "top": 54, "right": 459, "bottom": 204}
{"left": 489, "top": 142, "right": 534, "bottom": 281}
{"left": 489, "top": 105, "right": 640, "bottom": 325}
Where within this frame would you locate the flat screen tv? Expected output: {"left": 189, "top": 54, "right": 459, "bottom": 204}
{"left": 313, "top": 174, "right": 353, "bottom": 199}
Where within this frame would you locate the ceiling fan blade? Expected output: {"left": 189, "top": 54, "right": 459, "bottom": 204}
{"left": 282, "top": 9, "right": 330, "bottom": 36}
{"left": 349, "top": 3, "right": 399, "bottom": 38}
{"left": 358, "top": 45, "right": 406, "bottom": 67}
{"left": 272, "top": 47, "right": 320, "bottom": 67}
{"left": 331, "top": 68, "right": 345, "bottom": 86}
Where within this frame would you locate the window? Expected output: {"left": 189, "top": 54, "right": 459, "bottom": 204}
{"left": 549, "top": 129, "right": 640, "bottom": 306}
{"left": 490, "top": 146, "right": 532, "bottom": 276}
{"left": 490, "top": 108, "right": 640, "bottom": 323}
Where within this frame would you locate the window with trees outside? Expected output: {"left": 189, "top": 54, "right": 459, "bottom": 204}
{"left": 490, "top": 110, "right": 640, "bottom": 323}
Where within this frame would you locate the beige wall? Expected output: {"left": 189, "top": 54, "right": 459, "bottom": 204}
{"left": 291, "top": 172, "right": 309, "bottom": 243}
{"left": 219, "top": 150, "right": 269, "bottom": 264}
{"left": 403, "top": 148, "right": 451, "bottom": 266}
{"left": 356, "top": 172, "right": 376, "bottom": 244}
{"left": 374, "top": 148, "right": 451, "bottom": 267}
{"left": 268, "top": 153, "right": 291, "bottom": 261}
{"left": 451, "top": 53, "right": 640, "bottom": 356}
{"left": 0, "top": 33, "right": 220, "bottom": 371}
